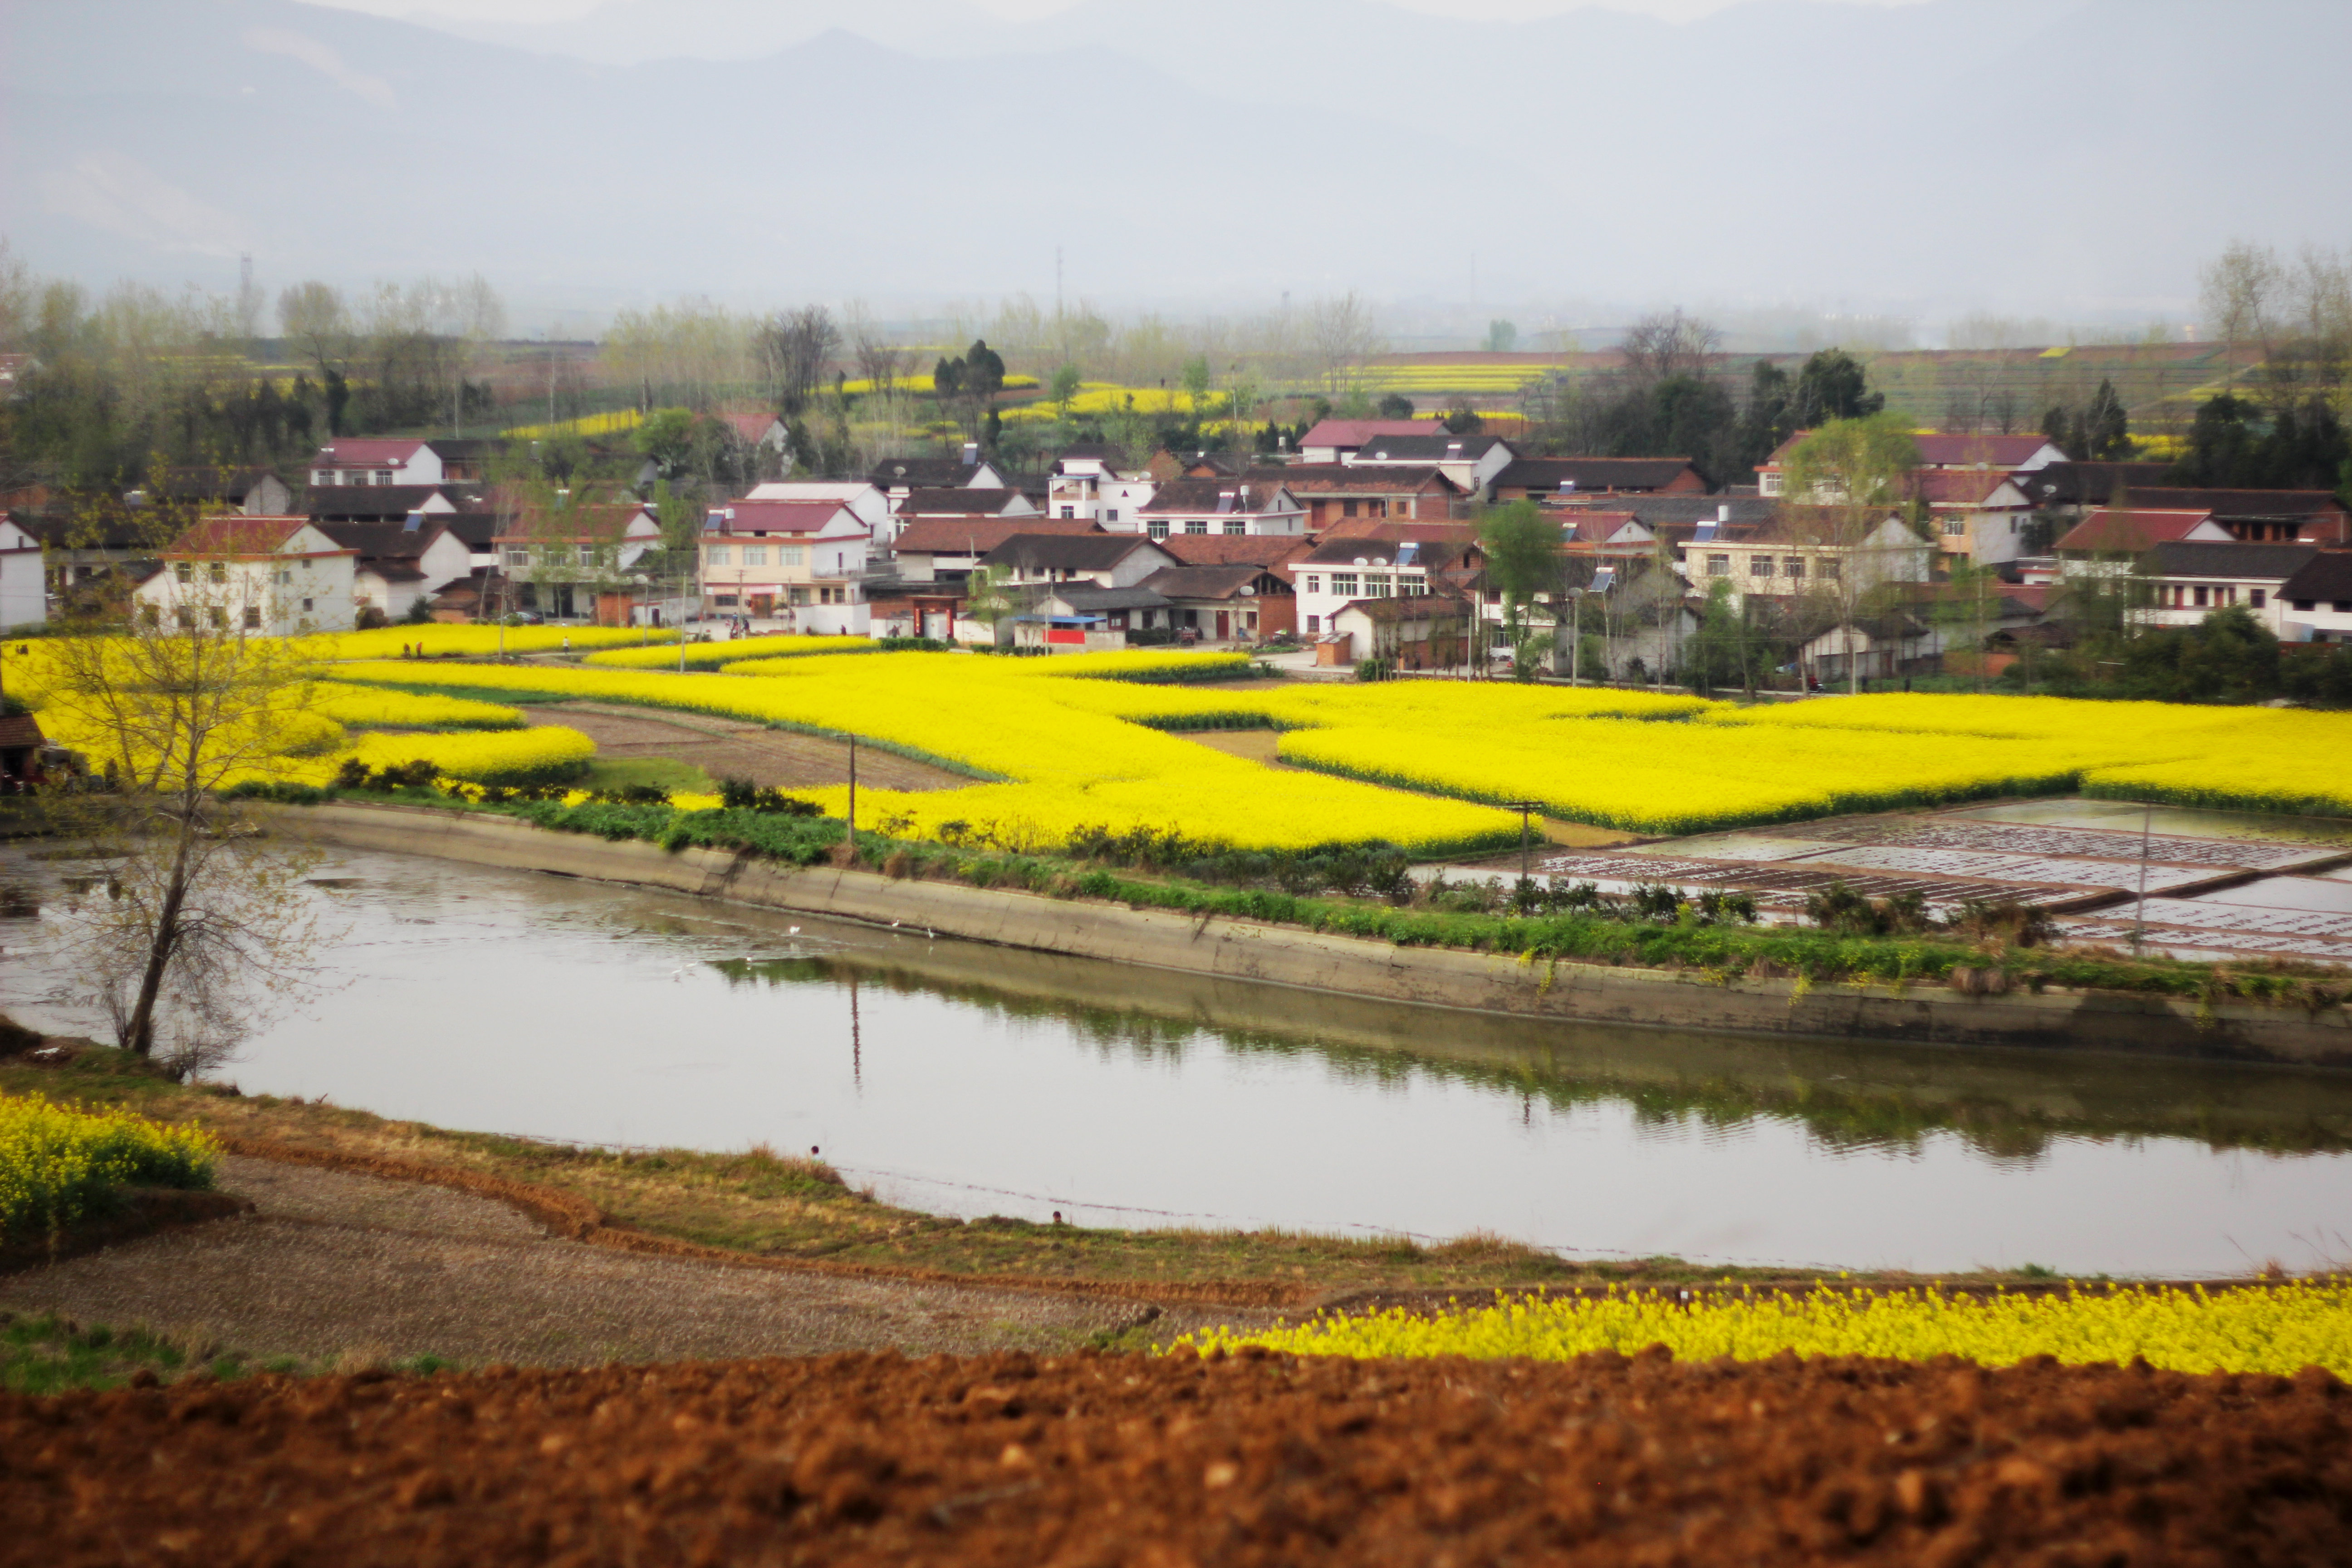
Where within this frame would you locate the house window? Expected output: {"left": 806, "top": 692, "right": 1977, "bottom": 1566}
{"left": 209, "top": 607, "right": 227, "bottom": 629}
{"left": 707, "top": 546, "right": 730, "bottom": 566}
{"left": 1400, "top": 574, "right": 1426, "bottom": 594}
{"left": 174, "top": 561, "right": 193, "bottom": 583}
{"left": 1103, "top": 509, "right": 1117, "bottom": 524}
{"left": 1185, "top": 520, "right": 1207, "bottom": 535}
{"left": 375, "top": 470, "right": 393, "bottom": 485}
{"left": 714, "top": 594, "right": 739, "bottom": 607}
{"left": 1330, "top": 573, "right": 1359, "bottom": 597}
{"left": 208, "top": 562, "right": 227, "bottom": 583}
{"left": 243, "top": 607, "right": 261, "bottom": 629}
{"left": 781, "top": 546, "right": 805, "bottom": 567}
{"left": 1060, "top": 507, "right": 1076, "bottom": 519}
{"left": 2251, "top": 589, "right": 2267, "bottom": 608}
{"left": 1941, "top": 516, "right": 1967, "bottom": 536}
{"left": 506, "top": 549, "right": 531, "bottom": 568}
{"left": 176, "top": 606, "right": 196, "bottom": 628}
{"left": 1706, "top": 553, "right": 1730, "bottom": 577}
{"left": 1223, "top": 521, "right": 1246, "bottom": 536}
{"left": 1820, "top": 559, "right": 1841, "bottom": 580}
{"left": 1342, "top": 500, "right": 1359, "bottom": 518}
{"left": 300, "top": 598, "right": 313, "bottom": 612}
{"left": 1784, "top": 558, "right": 1805, "bottom": 580}
{"left": 1304, "top": 575, "right": 1321, "bottom": 593}
{"left": 2334, "top": 600, "right": 2352, "bottom": 613}
{"left": 1749, "top": 557, "right": 1771, "bottom": 578}
{"left": 1305, "top": 614, "right": 1319, "bottom": 633}
{"left": 1147, "top": 520, "right": 1169, "bottom": 540}
{"left": 1365, "top": 574, "right": 1392, "bottom": 598}
{"left": 2293, "top": 598, "right": 2317, "bottom": 611}
{"left": 741, "top": 547, "right": 767, "bottom": 566}
{"left": 2194, "top": 585, "right": 2209, "bottom": 607}
{"left": 276, "top": 569, "right": 291, "bottom": 585}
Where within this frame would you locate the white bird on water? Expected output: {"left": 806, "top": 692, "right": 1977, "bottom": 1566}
{"left": 788, "top": 926, "right": 801, "bottom": 936}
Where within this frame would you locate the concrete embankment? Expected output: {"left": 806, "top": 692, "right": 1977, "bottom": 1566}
{"left": 276, "top": 803, "right": 2352, "bottom": 1069}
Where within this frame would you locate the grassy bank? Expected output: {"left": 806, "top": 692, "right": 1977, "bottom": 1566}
{"left": 252, "top": 786, "right": 2352, "bottom": 1012}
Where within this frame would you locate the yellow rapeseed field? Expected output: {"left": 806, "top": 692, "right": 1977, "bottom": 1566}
{"left": 303, "top": 681, "right": 524, "bottom": 731}
{"left": 310, "top": 626, "right": 675, "bottom": 662}
{"left": 0, "top": 1093, "right": 219, "bottom": 1241}
{"left": 584, "top": 636, "right": 877, "bottom": 670}
{"left": 330, "top": 653, "right": 1522, "bottom": 854}
{"left": 1188, "top": 1280, "right": 2352, "bottom": 1378}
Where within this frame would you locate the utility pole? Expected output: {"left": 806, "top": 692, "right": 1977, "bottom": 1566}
{"left": 1502, "top": 799, "right": 1543, "bottom": 884}
{"left": 846, "top": 735, "right": 858, "bottom": 849}
{"left": 2132, "top": 799, "right": 2153, "bottom": 955}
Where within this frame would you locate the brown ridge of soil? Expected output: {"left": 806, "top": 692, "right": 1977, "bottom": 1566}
{"left": 215, "top": 1135, "right": 1313, "bottom": 1311}
{"left": 0, "top": 1189, "right": 252, "bottom": 1276}
{"left": 528, "top": 704, "right": 972, "bottom": 793}
{"left": 8, "top": 1349, "right": 2348, "bottom": 1566}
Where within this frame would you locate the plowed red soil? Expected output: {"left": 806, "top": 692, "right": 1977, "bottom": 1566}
{"left": 10, "top": 1348, "right": 2349, "bottom": 1566}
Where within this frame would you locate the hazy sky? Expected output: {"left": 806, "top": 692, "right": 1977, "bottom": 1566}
{"left": 309, "top": 0, "right": 1931, "bottom": 24}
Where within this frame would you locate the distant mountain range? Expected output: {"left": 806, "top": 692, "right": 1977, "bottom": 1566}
{"left": 2, "top": 0, "right": 2346, "bottom": 329}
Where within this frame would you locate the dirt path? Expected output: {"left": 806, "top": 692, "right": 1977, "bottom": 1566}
{"left": 0, "top": 1157, "right": 1156, "bottom": 1367}
{"left": 530, "top": 704, "right": 971, "bottom": 793}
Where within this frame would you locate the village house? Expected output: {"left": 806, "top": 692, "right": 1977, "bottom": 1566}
{"left": 305, "top": 437, "right": 498, "bottom": 489}
{"left": 1258, "top": 464, "right": 1462, "bottom": 529}
{"left": 2132, "top": 542, "right": 2321, "bottom": 629}
{"left": 698, "top": 498, "right": 869, "bottom": 632}
{"left": 2039, "top": 507, "right": 2234, "bottom": 580}
{"left": 1320, "top": 595, "right": 1483, "bottom": 671}
{"left": 1135, "top": 477, "right": 1306, "bottom": 539}
{"left": 1297, "top": 418, "right": 1445, "bottom": 464}
{"left": 499, "top": 500, "right": 666, "bottom": 624}
{"left": 1911, "top": 469, "right": 2037, "bottom": 566}
{"left": 868, "top": 444, "right": 1012, "bottom": 502}
{"left": 2276, "top": 551, "right": 2352, "bottom": 645}
{"left": 979, "top": 533, "right": 1175, "bottom": 591}
{"left": 1693, "top": 510, "right": 1934, "bottom": 603}
{"left": 2013, "top": 460, "right": 2177, "bottom": 513}
{"left": 127, "top": 467, "right": 294, "bottom": 518}
{"left": 0, "top": 516, "right": 44, "bottom": 629}
{"left": 1343, "top": 433, "right": 1519, "bottom": 496}
{"left": 1289, "top": 525, "right": 1478, "bottom": 638}
{"left": 742, "top": 480, "right": 892, "bottom": 541}
{"left": 1045, "top": 445, "right": 1157, "bottom": 528}
{"left": 712, "top": 412, "right": 793, "bottom": 476}
{"left": 315, "top": 519, "right": 475, "bottom": 624}
{"left": 2121, "top": 489, "right": 2352, "bottom": 545}
{"left": 1488, "top": 456, "right": 1710, "bottom": 502}
{"left": 893, "top": 487, "right": 1039, "bottom": 527}
{"left": 133, "top": 516, "right": 358, "bottom": 635}
{"left": 1757, "top": 430, "right": 2066, "bottom": 499}
{"left": 1135, "top": 565, "right": 1295, "bottom": 644}
{"left": 865, "top": 517, "right": 1104, "bottom": 640}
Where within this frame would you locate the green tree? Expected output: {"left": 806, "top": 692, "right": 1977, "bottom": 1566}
{"left": 1790, "top": 349, "right": 1885, "bottom": 426}
{"left": 1375, "top": 392, "right": 1415, "bottom": 419}
{"left": 635, "top": 407, "right": 699, "bottom": 479}
{"left": 962, "top": 562, "right": 1018, "bottom": 648}
{"left": 1485, "top": 319, "right": 1519, "bottom": 353}
{"left": 1179, "top": 355, "right": 1212, "bottom": 414}
{"left": 1781, "top": 412, "right": 1920, "bottom": 508}
{"left": 1476, "top": 500, "right": 1563, "bottom": 656}
{"left": 1049, "top": 363, "right": 1083, "bottom": 421}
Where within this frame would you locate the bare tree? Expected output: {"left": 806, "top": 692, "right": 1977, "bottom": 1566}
{"left": 276, "top": 280, "right": 351, "bottom": 377}
{"left": 759, "top": 306, "right": 841, "bottom": 415}
{"left": 1307, "top": 292, "right": 1379, "bottom": 396}
{"left": 38, "top": 598, "right": 334, "bottom": 1077}
{"left": 2200, "top": 240, "right": 2286, "bottom": 391}
{"left": 1618, "top": 309, "right": 1722, "bottom": 385}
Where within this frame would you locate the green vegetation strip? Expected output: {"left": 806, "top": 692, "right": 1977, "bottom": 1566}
{"left": 268, "top": 790, "right": 2349, "bottom": 1010}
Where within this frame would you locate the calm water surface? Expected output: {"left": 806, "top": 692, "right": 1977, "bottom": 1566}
{"left": 3, "top": 843, "right": 2347, "bottom": 1277}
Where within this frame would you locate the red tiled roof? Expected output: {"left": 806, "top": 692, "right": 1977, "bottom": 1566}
{"left": 891, "top": 517, "right": 1101, "bottom": 555}
{"left": 164, "top": 515, "right": 328, "bottom": 556}
{"left": 714, "top": 413, "right": 781, "bottom": 441}
{"left": 1156, "top": 534, "right": 1313, "bottom": 568}
{"left": 1909, "top": 470, "right": 2028, "bottom": 505}
{"left": 705, "top": 499, "right": 857, "bottom": 536}
{"left": 2054, "top": 508, "right": 2223, "bottom": 554}
{"left": 1911, "top": 433, "right": 2060, "bottom": 467}
{"left": 1298, "top": 419, "right": 1446, "bottom": 450}
{"left": 0, "top": 713, "right": 44, "bottom": 750}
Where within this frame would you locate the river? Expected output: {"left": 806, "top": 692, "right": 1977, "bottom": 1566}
{"left": 4, "top": 842, "right": 2347, "bottom": 1278}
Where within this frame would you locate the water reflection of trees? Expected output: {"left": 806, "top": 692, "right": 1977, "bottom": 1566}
{"left": 709, "top": 956, "right": 2352, "bottom": 1164}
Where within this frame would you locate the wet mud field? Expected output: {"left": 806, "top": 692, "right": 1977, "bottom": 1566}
{"left": 9, "top": 1348, "right": 2347, "bottom": 1566}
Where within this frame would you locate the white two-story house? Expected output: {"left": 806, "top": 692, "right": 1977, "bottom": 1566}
{"left": 133, "top": 516, "right": 358, "bottom": 635}
{"left": 700, "top": 498, "right": 871, "bottom": 633}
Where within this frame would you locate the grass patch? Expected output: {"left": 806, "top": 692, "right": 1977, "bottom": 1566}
{"left": 577, "top": 756, "right": 716, "bottom": 797}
